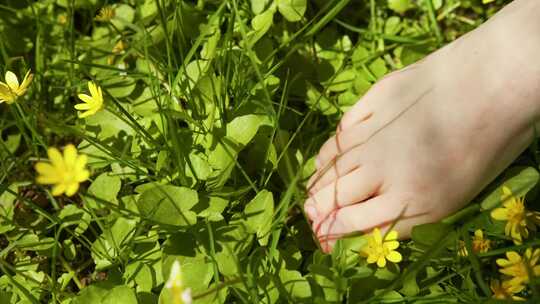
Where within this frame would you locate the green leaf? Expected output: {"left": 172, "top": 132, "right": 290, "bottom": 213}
{"left": 0, "top": 290, "right": 11, "bottom": 304}
{"left": 58, "top": 204, "right": 91, "bottom": 235}
{"left": 244, "top": 190, "right": 274, "bottom": 246}
{"left": 91, "top": 217, "right": 137, "bottom": 270}
{"left": 250, "top": 7, "right": 275, "bottom": 43}
{"left": 137, "top": 0, "right": 158, "bottom": 24}
{"left": 384, "top": 16, "right": 401, "bottom": 35}
{"left": 185, "top": 152, "right": 212, "bottom": 181}
{"left": 327, "top": 69, "right": 356, "bottom": 92}
{"left": 0, "top": 183, "right": 16, "bottom": 234}
{"left": 411, "top": 222, "right": 453, "bottom": 247}
{"left": 16, "top": 234, "right": 55, "bottom": 251}
{"left": 279, "top": 269, "right": 311, "bottom": 299}
{"left": 102, "top": 77, "right": 136, "bottom": 99}
{"left": 399, "top": 270, "right": 420, "bottom": 296}
{"left": 72, "top": 285, "right": 109, "bottom": 304}
{"left": 101, "top": 285, "right": 138, "bottom": 304}
{"left": 251, "top": 0, "right": 272, "bottom": 14}
{"left": 192, "top": 195, "right": 229, "bottom": 221}
{"left": 207, "top": 114, "right": 271, "bottom": 188}
{"left": 178, "top": 60, "right": 208, "bottom": 92}
{"left": 136, "top": 184, "right": 198, "bottom": 227}
{"left": 252, "top": 8, "right": 275, "bottom": 32}
{"left": 306, "top": 84, "right": 337, "bottom": 115}
{"left": 277, "top": 0, "right": 307, "bottom": 22}
{"left": 480, "top": 166, "right": 540, "bottom": 210}
{"left": 388, "top": 0, "right": 412, "bottom": 14}
{"left": 111, "top": 4, "right": 135, "bottom": 30}
{"left": 163, "top": 256, "right": 213, "bottom": 292}
{"left": 227, "top": 114, "right": 271, "bottom": 146}
{"left": 85, "top": 110, "right": 135, "bottom": 139}
{"left": 352, "top": 46, "right": 370, "bottom": 66}
{"left": 368, "top": 58, "right": 388, "bottom": 79}
{"left": 85, "top": 172, "right": 121, "bottom": 209}
{"left": 0, "top": 133, "right": 20, "bottom": 158}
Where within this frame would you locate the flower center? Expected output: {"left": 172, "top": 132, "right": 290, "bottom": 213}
{"left": 59, "top": 165, "right": 78, "bottom": 184}
{"left": 507, "top": 202, "right": 525, "bottom": 224}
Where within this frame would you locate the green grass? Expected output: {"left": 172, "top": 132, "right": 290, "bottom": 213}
{"left": 1, "top": 0, "right": 538, "bottom": 303}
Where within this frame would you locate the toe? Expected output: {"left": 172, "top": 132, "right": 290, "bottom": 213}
{"left": 339, "top": 96, "right": 376, "bottom": 132}
{"left": 305, "top": 165, "right": 382, "bottom": 224}
{"left": 316, "top": 194, "right": 433, "bottom": 252}
{"left": 316, "top": 121, "right": 376, "bottom": 171}
{"left": 338, "top": 67, "right": 419, "bottom": 130}
{"left": 308, "top": 145, "right": 368, "bottom": 193}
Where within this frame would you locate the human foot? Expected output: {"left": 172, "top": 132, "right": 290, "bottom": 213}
{"left": 304, "top": 0, "right": 540, "bottom": 252}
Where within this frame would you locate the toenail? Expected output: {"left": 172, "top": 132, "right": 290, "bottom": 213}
{"left": 305, "top": 205, "right": 318, "bottom": 219}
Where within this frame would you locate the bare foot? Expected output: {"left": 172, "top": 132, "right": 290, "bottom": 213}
{"left": 304, "top": 0, "right": 540, "bottom": 252}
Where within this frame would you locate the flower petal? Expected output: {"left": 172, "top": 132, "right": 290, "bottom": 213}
{"left": 182, "top": 289, "right": 192, "bottom": 304}
{"left": 496, "top": 256, "right": 514, "bottom": 267}
{"left": 0, "top": 83, "right": 15, "bottom": 103}
{"left": 97, "top": 84, "right": 103, "bottom": 100}
{"left": 88, "top": 81, "right": 98, "bottom": 98}
{"left": 385, "top": 241, "right": 399, "bottom": 250}
{"left": 37, "top": 175, "right": 60, "bottom": 184}
{"left": 386, "top": 251, "right": 402, "bottom": 263}
{"left": 376, "top": 256, "right": 386, "bottom": 268}
{"left": 5, "top": 71, "right": 19, "bottom": 90}
{"left": 366, "top": 254, "right": 377, "bottom": 264}
{"left": 78, "top": 110, "right": 94, "bottom": 118}
{"left": 63, "top": 144, "right": 77, "bottom": 167}
{"left": 74, "top": 103, "right": 93, "bottom": 110}
{"left": 385, "top": 230, "right": 398, "bottom": 241}
{"left": 75, "top": 153, "right": 87, "bottom": 166}
{"left": 372, "top": 228, "right": 382, "bottom": 244}
{"left": 65, "top": 182, "right": 80, "bottom": 197}
{"left": 474, "top": 229, "right": 483, "bottom": 238}
{"left": 506, "top": 251, "right": 521, "bottom": 263}
{"left": 52, "top": 183, "right": 66, "bottom": 196}
{"left": 35, "top": 162, "right": 55, "bottom": 175}
{"left": 19, "top": 70, "right": 33, "bottom": 92}
{"left": 491, "top": 208, "right": 508, "bottom": 220}
{"left": 47, "top": 147, "right": 64, "bottom": 167}
{"left": 76, "top": 169, "right": 90, "bottom": 182}
{"left": 77, "top": 94, "right": 95, "bottom": 104}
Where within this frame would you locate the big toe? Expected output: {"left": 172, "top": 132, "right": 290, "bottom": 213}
{"left": 316, "top": 194, "right": 434, "bottom": 253}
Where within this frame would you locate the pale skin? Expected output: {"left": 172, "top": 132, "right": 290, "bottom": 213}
{"left": 304, "top": 0, "right": 540, "bottom": 252}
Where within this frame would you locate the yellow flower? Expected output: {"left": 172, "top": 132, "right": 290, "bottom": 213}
{"left": 107, "top": 40, "right": 128, "bottom": 65}
{"left": 75, "top": 81, "right": 104, "bottom": 118}
{"left": 457, "top": 240, "right": 468, "bottom": 257}
{"left": 58, "top": 14, "right": 68, "bottom": 25}
{"left": 360, "top": 228, "right": 402, "bottom": 268}
{"left": 458, "top": 229, "right": 491, "bottom": 257}
{"left": 112, "top": 40, "right": 127, "bottom": 54}
{"left": 35, "top": 144, "right": 90, "bottom": 197}
{"left": 472, "top": 229, "right": 491, "bottom": 253}
{"left": 490, "top": 279, "right": 525, "bottom": 301}
{"left": 95, "top": 6, "right": 115, "bottom": 22}
{"left": 491, "top": 186, "right": 540, "bottom": 244}
{"left": 496, "top": 248, "right": 540, "bottom": 290}
{"left": 0, "top": 70, "right": 33, "bottom": 104}
{"left": 165, "top": 260, "right": 192, "bottom": 304}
